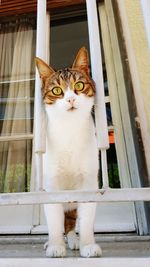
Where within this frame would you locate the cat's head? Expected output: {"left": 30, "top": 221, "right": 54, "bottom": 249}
{"left": 35, "top": 47, "right": 95, "bottom": 117}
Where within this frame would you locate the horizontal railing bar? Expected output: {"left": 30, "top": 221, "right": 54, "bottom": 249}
{"left": 0, "top": 118, "right": 33, "bottom": 122}
{"left": 108, "top": 126, "right": 114, "bottom": 131}
{"left": 0, "top": 97, "right": 34, "bottom": 103}
{"left": 0, "top": 257, "right": 149, "bottom": 267}
{"left": 0, "top": 78, "right": 35, "bottom": 84}
{"left": 104, "top": 95, "right": 110, "bottom": 103}
{"left": 0, "top": 188, "right": 150, "bottom": 206}
{"left": 0, "top": 134, "right": 33, "bottom": 142}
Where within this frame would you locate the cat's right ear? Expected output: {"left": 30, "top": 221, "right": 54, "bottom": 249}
{"left": 35, "top": 57, "right": 55, "bottom": 83}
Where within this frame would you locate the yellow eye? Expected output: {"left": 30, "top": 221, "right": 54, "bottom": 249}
{"left": 52, "top": 87, "right": 63, "bottom": 96}
{"left": 74, "top": 81, "right": 84, "bottom": 91}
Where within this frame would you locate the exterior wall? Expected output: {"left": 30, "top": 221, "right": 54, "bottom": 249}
{"left": 124, "top": 0, "right": 150, "bottom": 135}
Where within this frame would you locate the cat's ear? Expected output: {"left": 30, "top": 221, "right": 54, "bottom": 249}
{"left": 35, "top": 57, "right": 55, "bottom": 82}
{"left": 72, "top": 47, "right": 90, "bottom": 75}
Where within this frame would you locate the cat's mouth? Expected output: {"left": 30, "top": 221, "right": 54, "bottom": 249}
{"left": 67, "top": 106, "right": 77, "bottom": 112}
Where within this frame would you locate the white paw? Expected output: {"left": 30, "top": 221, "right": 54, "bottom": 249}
{"left": 46, "top": 245, "right": 66, "bottom": 257}
{"left": 67, "top": 231, "right": 79, "bottom": 250}
{"left": 80, "top": 244, "right": 102, "bottom": 258}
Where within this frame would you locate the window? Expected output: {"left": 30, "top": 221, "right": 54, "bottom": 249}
{"left": 0, "top": 17, "right": 36, "bottom": 193}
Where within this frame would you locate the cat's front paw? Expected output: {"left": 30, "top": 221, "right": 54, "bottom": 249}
{"left": 80, "top": 244, "right": 102, "bottom": 258}
{"left": 46, "top": 245, "right": 66, "bottom": 257}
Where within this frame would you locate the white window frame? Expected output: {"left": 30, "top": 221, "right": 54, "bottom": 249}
{"left": 117, "top": 0, "right": 150, "bottom": 179}
{"left": 99, "top": 0, "right": 148, "bottom": 235}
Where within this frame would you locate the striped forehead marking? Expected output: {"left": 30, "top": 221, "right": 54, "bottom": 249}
{"left": 42, "top": 68, "right": 95, "bottom": 104}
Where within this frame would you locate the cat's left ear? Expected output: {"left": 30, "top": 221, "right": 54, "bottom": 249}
{"left": 35, "top": 57, "right": 55, "bottom": 83}
{"left": 72, "top": 47, "right": 90, "bottom": 75}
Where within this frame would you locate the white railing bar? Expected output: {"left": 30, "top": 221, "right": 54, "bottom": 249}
{"left": 108, "top": 126, "right": 114, "bottom": 131}
{"left": 46, "top": 12, "right": 50, "bottom": 63}
{"left": 0, "top": 118, "right": 33, "bottom": 122}
{"left": 105, "top": 95, "right": 110, "bottom": 103}
{"left": 34, "top": 0, "right": 49, "bottom": 191}
{"left": 34, "top": 0, "right": 47, "bottom": 153}
{"left": 0, "top": 78, "right": 35, "bottom": 84}
{"left": 0, "top": 97, "right": 34, "bottom": 103}
{"left": 117, "top": 0, "right": 150, "bottom": 178}
{"left": 86, "top": 0, "right": 109, "bottom": 150}
{"left": 86, "top": 0, "right": 110, "bottom": 189}
{"left": 101, "top": 150, "right": 109, "bottom": 188}
{"left": 0, "top": 258, "right": 150, "bottom": 267}
{"left": 0, "top": 188, "right": 150, "bottom": 206}
{"left": 0, "top": 134, "right": 33, "bottom": 142}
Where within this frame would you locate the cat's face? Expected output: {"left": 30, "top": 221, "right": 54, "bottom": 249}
{"left": 35, "top": 47, "right": 95, "bottom": 116}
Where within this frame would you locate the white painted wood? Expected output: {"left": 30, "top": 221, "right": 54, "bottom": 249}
{"left": 98, "top": 3, "right": 131, "bottom": 189}
{"left": 141, "top": 0, "right": 150, "bottom": 49}
{"left": 0, "top": 134, "right": 33, "bottom": 142}
{"left": 104, "top": 96, "right": 110, "bottom": 103}
{"left": 34, "top": 1, "right": 50, "bottom": 191}
{"left": 0, "top": 258, "right": 150, "bottom": 267}
{"left": 86, "top": 0, "right": 109, "bottom": 150}
{"left": 95, "top": 202, "right": 135, "bottom": 232}
{"left": 0, "top": 188, "right": 150, "bottom": 206}
{"left": 103, "top": 0, "right": 148, "bottom": 234}
{"left": 101, "top": 150, "right": 109, "bottom": 188}
{"left": 0, "top": 205, "right": 33, "bottom": 234}
{"left": 117, "top": 0, "right": 150, "bottom": 179}
{"left": 0, "top": 226, "right": 31, "bottom": 234}
{"left": 0, "top": 97, "right": 34, "bottom": 103}
{"left": 0, "top": 0, "right": 48, "bottom": 233}
{"left": 108, "top": 125, "right": 114, "bottom": 131}
{"left": 32, "top": 222, "right": 136, "bottom": 234}
{"left": 96, "top": 2, "right": 137, "bottom": 233}
{"left": 86, "top": 0, "right": 109, "bottom": 188}
{"left": 34, "top": 154, "right": 43, "bottom": 191}
{"left": 34, "top": 0, "right": 47, "bottom": 153}
{"left": 0, "top": 78, "right": 35, "bottom": 84}
{"left": 46, "top": 12, "right": 50, "bottom": 62}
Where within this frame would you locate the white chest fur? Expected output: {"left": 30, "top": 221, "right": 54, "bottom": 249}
{"left": 43, "top": 105, "right": 99, "bottom": 191}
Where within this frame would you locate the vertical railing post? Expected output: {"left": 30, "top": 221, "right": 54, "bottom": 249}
{"left": 34, "top": 0, "right": 49, "bottom": 190}
{"left": 86, "top": 0, "right": 109, "bottom": 188}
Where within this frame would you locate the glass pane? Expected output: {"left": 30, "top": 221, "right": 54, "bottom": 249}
{"left": 103, "top": 65, "right": 120, "bottom": 188}
{"left": 50, "top": 19, "right": 90, "bottom": 69}
{"left": 0, "top": 18, "right": 36, "bottom": 192}
{"left": 0, "top": 140, "right": 32, "bottom": 193}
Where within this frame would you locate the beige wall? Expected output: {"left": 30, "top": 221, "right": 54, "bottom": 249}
{"left": 124, "top": 0, "right": 150, "bottom": 134}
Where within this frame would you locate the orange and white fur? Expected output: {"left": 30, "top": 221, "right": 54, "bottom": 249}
{"left": 35, "top": 47, "right": 102, "bottom": 257}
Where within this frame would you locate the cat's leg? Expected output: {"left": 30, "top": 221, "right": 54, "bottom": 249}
{"left": 44, "top": 204, "right": 66, "bottom": 257}
{"left": 64, "top": 209, "right": 79, "bottom": 250}
{"left": 78, "top": 203, "right": 102, "bottom": 257}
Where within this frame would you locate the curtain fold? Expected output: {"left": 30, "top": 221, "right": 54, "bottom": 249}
{"left": 0, "top": 20, "right": 35, "bottom": 192}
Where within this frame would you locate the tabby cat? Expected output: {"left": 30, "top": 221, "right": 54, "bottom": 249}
{"left": 35, "top": 47, "right": 102, "bottom": 258}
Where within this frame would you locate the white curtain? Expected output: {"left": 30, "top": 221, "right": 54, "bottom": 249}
{"left": 0, "top": 20, "right": 35, "bottom": 192}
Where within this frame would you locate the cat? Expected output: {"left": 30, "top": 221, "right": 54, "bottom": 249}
{"left": 35, "top": 47, "right": 102, "bottom": 258}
